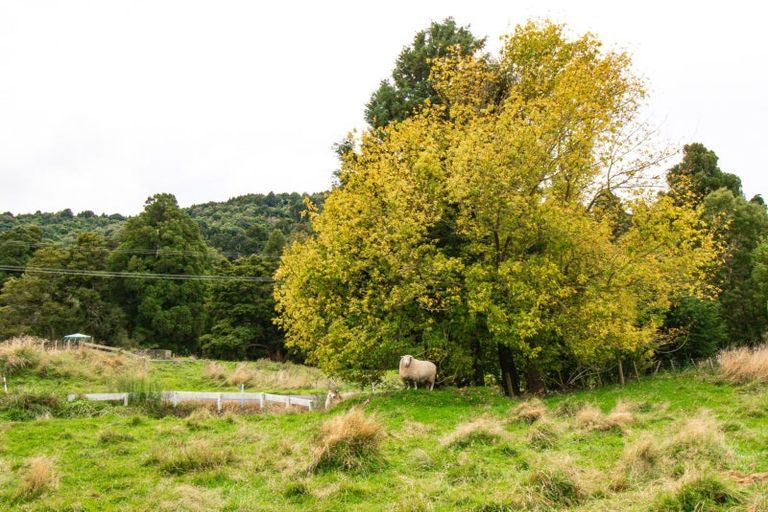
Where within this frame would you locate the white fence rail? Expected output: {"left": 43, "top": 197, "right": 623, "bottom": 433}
{"left": 66, "top": 391, "right": 318, "bottom": 411}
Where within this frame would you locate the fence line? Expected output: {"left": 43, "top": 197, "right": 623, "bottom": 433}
{"left": 66, "top": 390, "right": 318, "bottom": 411}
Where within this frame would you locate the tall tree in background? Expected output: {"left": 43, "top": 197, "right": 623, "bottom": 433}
{"left": 200, "top": 255, "right": 282, "bottom": 360}
{"left": 276, "top": 22, "right": 718, "bottom": 394}
{"left": 701, "top": 189, "right": 768, "bottom": 342}
{"left": 667, "top": 143, "right": 743, "bottom": 202}
{"left": 364, "top": 18, "right": 485, "bottom": 128}
{"left": 110, "top": 194, "right": 211, "bottom": 353}
{"left": 0, "top": 233, "right": 124, "bottom": 341}
{"left": 664, "top": 143, "right": 768, "bottom": 346}
{"left": 0, "top": 225, "right": 43, "bottom": 288}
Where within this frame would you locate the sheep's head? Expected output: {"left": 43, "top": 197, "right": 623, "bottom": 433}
{"left": 400, "top": 355, "right": 413, "bottom": 368}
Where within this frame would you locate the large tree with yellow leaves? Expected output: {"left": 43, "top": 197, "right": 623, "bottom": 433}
{"left": 275, "top": 22, "right": 718, "bottom": 394}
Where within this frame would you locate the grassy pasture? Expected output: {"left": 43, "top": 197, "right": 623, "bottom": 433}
{"left": 0, "top": 343, "right": 767, "bottom": 510}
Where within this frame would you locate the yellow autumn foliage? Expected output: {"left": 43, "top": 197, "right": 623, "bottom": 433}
{"left": 275, "top": 21, "right": 719, "bottom": 384}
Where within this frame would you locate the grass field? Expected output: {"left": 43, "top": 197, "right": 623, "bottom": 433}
{"left": 1, "top": 343, "right": 767, "bottom": 511}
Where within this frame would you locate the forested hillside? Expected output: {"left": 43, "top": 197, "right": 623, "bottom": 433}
{"left": 0, "top": 192, "right": 324, "bottom": 257}
{"left": 0, "top": 192, "right": 325, "bottom": 359}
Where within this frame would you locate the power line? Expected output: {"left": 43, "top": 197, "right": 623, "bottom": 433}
{"left": 0, "top": 240, "right": 252, "bottom": 259}
{"left": 0, "top": 240, "right": 286, "bottom": 261}
{"left": 0, "top": 265, "right": 275, "bottom": 283}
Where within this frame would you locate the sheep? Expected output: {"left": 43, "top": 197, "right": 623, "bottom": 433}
{"left": 324, "top": 389, "right": 357, "bottom": 410}
{"left": 325, "top": 389, "right": 342, "bottom": 410}
{"left": 399, "top": 355, "right": 437, "bottom": 390}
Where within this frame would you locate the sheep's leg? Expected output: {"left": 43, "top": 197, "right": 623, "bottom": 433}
{"left": 429, "top": 380, "right": 434, "bottom": 391}
{"left": 414, "top": 381, "right": 418, "bottom": 390}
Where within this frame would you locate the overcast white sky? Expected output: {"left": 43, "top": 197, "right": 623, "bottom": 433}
{"left": 1, "top": 1, "right": 766, "bottom": 215}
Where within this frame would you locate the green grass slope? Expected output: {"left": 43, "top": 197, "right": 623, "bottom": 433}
{"left": 1, "top": 357, "right": 767, "bottom": 511}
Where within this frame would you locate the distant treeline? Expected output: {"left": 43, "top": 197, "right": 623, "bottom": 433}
{"left": 0, "top": 192, "right": 325, "bottom": 361}
{"left": 0, "top": 192, "right": 325, "bottom": 257}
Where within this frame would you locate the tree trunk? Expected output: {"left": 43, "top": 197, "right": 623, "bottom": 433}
{"left": 525, "top": 366, "right": 546, "bottom": 395}
{"left": 618, "top": 359, "right": 625, "bottom": 386}
{"left": 471, "top": 339, "right": 484, "bottom": 386}
{"left": 497, "top": 344, "right": 521, "bottom": 397}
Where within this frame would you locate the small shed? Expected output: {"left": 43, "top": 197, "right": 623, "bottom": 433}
{"left": 63, "top": 333, "right": 92, "bottom": 349}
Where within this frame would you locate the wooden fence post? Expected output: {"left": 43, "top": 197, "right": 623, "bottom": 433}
{"left": 123, "top": 393, "right": 129, "bottom": 406}
{"left": 240, "top": 384, "right": 245, "bottom": 410}
{"left": 217, "top": 394, "right": 222, "bottom": 413}
{"left": 260, "top": 392, "right": 265, "bottom": 410}
{"left": 285, "top": 395, "right": 291, "bottom": 409}
{"left": 618, "top": 360, "right": 625, "bottom": 386}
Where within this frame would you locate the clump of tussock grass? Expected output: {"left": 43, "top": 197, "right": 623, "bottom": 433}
{"left": 310, "top": 408, "right": 383, "bottom": 472}
{"left": 97, "top": 429, "right": 135, "bottom": 444}
{"left": 185, "top": 408, "right": 214, "bottom": 431}
{"left": 282, "top": 480, "right": 311, "bottom": 499}
{"left": 528, "top": 466, "right": 583, "bottom": 507}
{"left": 392, "top": 493, "right": 435, "bottom": 512}
{"left": 201, "top": 359, "right": 333, "bottom": 390}
{"left": 652, "top": 472, "right": 742, "bottom": 511}
{"left": 0, "top": 391, "right": 62, "bottom": 421}
{"left": 512, "top": 398, "right": 547, "bottom": 423}
{"left": 717, "top": 345, "right": 768, "bottom": 384}
{"left": 615, "top": 411, "right": 731, "bottom": 487}
{"left": 409, "top": 448, "right": 435, "bottom": 472}
{"left": 615, "top": 436, "right": 664, "bottom": 485}
{"left": 1, "top": 336, "right": 139, "bottom": 385}
{"left": 0, "top": 339, "right": 39, "bottom": 377}
{"left": 397, "top": 420, "right": 434, "bottom": 438}
{"left": 447, "top": 457, "right": 490, "bottom": 484}
{"left": 203, "top": 361, "right": 228, "bottom": 381}
{"left": 574, "top": 402, "right": 635, "bottom": 432}
{"left": 441, "top": 416, "right": 506, "bottom": 449}
{"left": 667, "top": 411, "right": 729, "bottom": 465}
{"left": 527, "top": 421, "right": 558, "bottom": 450}
{"left": 234, "top": 423, "right": 262, "bottom": 443}
{"left": 159, "top": 484, "right": 223, "bottom": 512}
{"left": 113, "top": 371, "right": 169, "bottom": 416}
{"left": 552, "top": 398, "right": 588, "bottom": 417}
{"left": 151, "top": 440, "right": 236, "bottom": 475}
{"left": 14, "top": 455, "right": 57, "bottom": 501}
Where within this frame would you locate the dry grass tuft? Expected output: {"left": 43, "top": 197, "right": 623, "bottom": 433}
{"left": 527, "top": 421, "right": 558, "bottom": 450}
{"left": 398, "top": 420, "right": 434, "bottom": 438}
{"left": 201, "top": 359, "right": 333, "bottom": 390}
{"left": 575, "top": 403, "right": 635, "bottom": 432}
{"left": 653, "top": 471, "right": 743, "bottom": 510}
{"left": 528, "top": 466, "right": 583, "bottom": 507}
{"left": 668, "top": 411, "right": 728, "bottom": 464}
{"left": 159, "top": 484, "right": 223, "bottom": 512}
{"left": 574, "top": 404, "right": 604, "bottom": 430}
{"left": 203, "top": 361, "right": 227, "bottom": 381}
{"left": 310, "top": 408, "right": 383, "bottom": 472}
{"left": 440, "top": 416, "right": 507, "bottom": 449}
{"left": 718, "top": 346, "right": 768, "bottom": 384}
{"left": 153, "top": 440, "right": 236, "bottom": 475}
{"left": 227, "top": 362, "right": 256, "bottom": 386}
{"left": 97, "top": 430, "right": 135, "bottom": 444}
{"left": 15, "top": 455, "right": 57, "bottom": 500}
{"left": 513, "top": 398, "right": 547, "bottom": 423}
{"left": 617, "top": 436, "right": 664, "bottom": 484}
{"left": 1, "top": 336, "right": 140, "bottom": 387}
